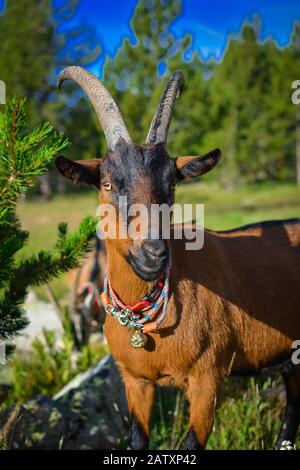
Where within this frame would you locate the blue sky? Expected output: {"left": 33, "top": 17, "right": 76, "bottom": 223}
{"left": 1, "top": 0, "right": 300, "bottom": 71}
{"left": 61, "top": 0, "right": 300, "bottom": 74}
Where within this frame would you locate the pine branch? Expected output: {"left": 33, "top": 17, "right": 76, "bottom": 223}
{"left": 0, "top": 216, "right": 97, "bottom": 342}
{"left": 0, "top": 98, "right": 69, "bottom": 221}
{"left": 0, "top": 99, "right": 98, "bottom": 354}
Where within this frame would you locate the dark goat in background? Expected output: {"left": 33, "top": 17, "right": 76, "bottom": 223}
{"left": 67, "top": 238, "right": 106, "bottom": 345}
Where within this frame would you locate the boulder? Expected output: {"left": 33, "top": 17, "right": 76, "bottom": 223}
{"left": 0, "top": 355, "right": 128, "bottom": 449}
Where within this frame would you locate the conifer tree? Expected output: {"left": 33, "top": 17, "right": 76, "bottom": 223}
{"left": 103, "top": 0, "right": 192, "bottom": 146}
{"left": 0, "top": 99, "right": 97, "bottom": 357}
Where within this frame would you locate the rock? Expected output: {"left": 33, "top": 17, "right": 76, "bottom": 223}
{"left": 15, "top": 291, "right": 64, "bottom": 352}
{"left": 0, "top": 355, "right": 129, "bottom": 449}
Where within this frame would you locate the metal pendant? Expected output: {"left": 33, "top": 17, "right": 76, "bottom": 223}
{"left": 130, "top": 329, "right": 148, "bottom": 349}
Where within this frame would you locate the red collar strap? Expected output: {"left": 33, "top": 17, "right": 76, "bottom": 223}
{"left": 81, "top": 282, "right": 102, "bottom": 311}
{"left": 106, "top": 272, "right": 165, "bottom": 313}
{"left": 101, "top": 258, "right": 171, "bottom": 334}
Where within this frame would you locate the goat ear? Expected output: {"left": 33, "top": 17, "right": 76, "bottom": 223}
{"left": 55, "top": 156, "right": 101, "bottom": 188}
{"left": 175, "top": 148, "right": 221, "bottom": 181}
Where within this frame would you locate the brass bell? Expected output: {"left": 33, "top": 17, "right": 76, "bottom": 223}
{"left": 130, "top": 329, "right": 147, "bottom": 348}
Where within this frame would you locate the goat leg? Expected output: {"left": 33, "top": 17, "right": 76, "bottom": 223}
{"left": 275, "top": 368, "right": 300, "bottom": 450}
{"left": 184, "top": 371, "right": 221, "bottom": 450}
{"left": 122, "top": 369, "right": 155, "bottom": 450}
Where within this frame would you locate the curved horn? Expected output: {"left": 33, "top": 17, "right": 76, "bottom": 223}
{"left": 58, "top": 66, "right": 132, "bottom": 150}
{"left": 146, "top": 70, "right": 185, "bottom": 145}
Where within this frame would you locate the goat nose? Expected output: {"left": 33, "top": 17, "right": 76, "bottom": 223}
{"left": 143, "top": 239, "right": 167, "bottom": 257}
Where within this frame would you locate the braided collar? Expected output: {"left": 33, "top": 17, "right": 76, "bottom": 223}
{"left": 101, "top": 257, "right": 171, "bottom": 334}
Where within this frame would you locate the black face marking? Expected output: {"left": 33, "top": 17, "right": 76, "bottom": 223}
{"left": 126, "top": 244, "right": 169, "bottom": 282}
{"left": 101, "top": 138, "right": 175, "bottom": 280}
{"left": 101, "top": 138, "right": 176, "bottom": 207}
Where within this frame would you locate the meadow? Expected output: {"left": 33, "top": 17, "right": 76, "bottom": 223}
{"left": 13, "top": 180, "right": 300, "bottom": 449}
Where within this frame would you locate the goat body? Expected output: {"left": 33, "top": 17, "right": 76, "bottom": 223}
{"left": 105, "top": 218, "right": 300, "bottom": 448}
{"left": 55, "top": 66, "right": 300, "bottom": 450}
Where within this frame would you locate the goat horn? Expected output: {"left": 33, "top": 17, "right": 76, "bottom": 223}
{"left": 58, "top": 66, "right": 132, "bottom": 150}
{"left": 146, "top": 70, "right": 185, "bottom": 145}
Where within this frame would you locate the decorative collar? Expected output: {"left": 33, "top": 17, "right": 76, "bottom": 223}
{"left": 101, "top": 258, "right": 171, "bottom": 348}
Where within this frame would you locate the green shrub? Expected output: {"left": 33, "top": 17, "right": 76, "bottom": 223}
{"left": 0, "top": 98, "right": 97, "bottom": 357}
{"left": 3, "top": 313, "right": 108, "bottom": 406}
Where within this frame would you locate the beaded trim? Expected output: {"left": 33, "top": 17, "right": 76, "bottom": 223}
{"left": 101, "top": 258, "right": 171, "bottom": 333}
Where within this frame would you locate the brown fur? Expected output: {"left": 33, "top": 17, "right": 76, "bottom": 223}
{"left": 104, "top": 220, "right": 300, "bottom": 446}
{"left": 54, "top": 66, "right": 300, "bottom": 447}
{"left": 56, "top": 147, "right": 300, "bottom": 447}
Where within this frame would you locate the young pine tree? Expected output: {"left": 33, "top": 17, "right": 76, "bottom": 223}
{"left": 0, "top": 99, "right": 97, "bottom": 357}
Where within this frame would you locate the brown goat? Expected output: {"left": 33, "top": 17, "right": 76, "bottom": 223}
{"left": 55, "top": 66, "right": 300, "bottom": 450}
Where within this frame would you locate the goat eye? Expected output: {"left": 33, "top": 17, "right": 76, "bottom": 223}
{"left": 103, "top": 182, "right": 112, "bottom": 191}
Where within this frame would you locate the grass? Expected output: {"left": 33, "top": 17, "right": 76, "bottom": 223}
{"left": 176, "top": 180, "right": 300, "bottom": 229}
{"left": 150, "top": 376, "right": 300, "bottom": 450}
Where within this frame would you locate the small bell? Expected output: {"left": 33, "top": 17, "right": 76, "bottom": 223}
{"left": 130, "top": 329, "right": 148, "bottom": 348}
